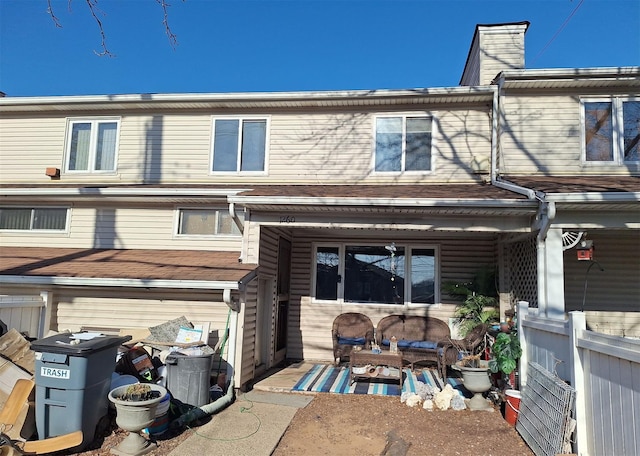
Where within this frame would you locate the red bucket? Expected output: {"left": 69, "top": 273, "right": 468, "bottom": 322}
{"left": 505, "top": 389, "right": 521, "bottom": 426}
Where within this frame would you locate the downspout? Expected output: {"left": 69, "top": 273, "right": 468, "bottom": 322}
{"left": 491, "top": 75, "right": 555, "bottom": 315}
{"left": 229, "top": 202, "right": 245, "bottom": 263}
{"left": 490, "top": 78, "right": 536, "bottom": 200}
{"left": 229, "top": 202, "right": 244, "bottom": 235}
{"left": 173, "top": 271, "right": 258, "bottom": 427}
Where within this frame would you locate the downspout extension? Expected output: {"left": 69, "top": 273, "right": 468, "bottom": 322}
{"left": 173, "top": 272, "right": 259, "bottom": 428}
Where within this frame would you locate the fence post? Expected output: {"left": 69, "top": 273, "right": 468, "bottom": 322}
{"left": 569, "top": 311, "right": 588, "bottom": 456}
{"left": 516, "top": 301, "right": 529, "bottom": 388}
{"left": 39, "top": 291, "right": 53, "bottom": 338}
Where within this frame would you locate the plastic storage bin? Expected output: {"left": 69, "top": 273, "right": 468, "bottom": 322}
{"left": 165, "top": 352, "right": 213, "bottom": 407}
{"left": 31, "top": 333, "right": 131, "bottom": 449}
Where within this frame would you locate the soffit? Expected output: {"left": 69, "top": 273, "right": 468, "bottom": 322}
{"left": 0, "top": 88, "right": 495, "bottom": 113}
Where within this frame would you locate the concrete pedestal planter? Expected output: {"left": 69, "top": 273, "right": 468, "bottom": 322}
{"left": 108, "top": 384, "right": 168, "bottom": 456}
{"left": 452, "top": 361, "right": 492, "bottom": 411}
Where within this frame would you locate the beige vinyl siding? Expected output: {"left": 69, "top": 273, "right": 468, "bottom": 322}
{"left": 460, "top": 40, "right": 481, "bottom": 86}
{"left": 1, "top": 106, "right": 492, "bottom": 185}
{"left": 239, "top": 279, "right": 258, "bottom": 387}
{"left": 287, "top": 232, "right": 498, "bottom": 361}
{"left": 0, "top": 117, "right": 67, "bottom": 183}
{"left": 499, "top": 93, "right": 640, "bottom": 175}
{"left": 54, "top": 289, "right": 229, "bottom": 336}
{"left": 0, "top": 206, "right": 243, "bottom": 251}
{"left": 254, "top": 109, "right": 492, "bottom": 184}
{"left": 564, "top": 231, "right": 640, "bottom": 315}
{"left": 116, "top": 115, "right": 212, "bottom": 183}
{"left": 478, "top": 27, "right": 526, "bottom": 85}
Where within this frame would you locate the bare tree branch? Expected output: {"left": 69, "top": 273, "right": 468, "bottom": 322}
{"left": 45, "top": 0, "right": 182, "bottom": 57}
{"left": 84, "top": 0, "right": 114, "bottom": 57}
{"left": 156, "top": 0, "right": 180, "bottom": 49}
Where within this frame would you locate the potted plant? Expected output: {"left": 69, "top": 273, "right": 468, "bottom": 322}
{"left": 108, "top": 383, "right": 168, "bottom": 455}
{"left": 447, "top": 334, "right": 493, "bottom": 410}
{"left": 488, "top": 332, "right": 522, "bottom": 386}
{"left": 444, "top": 266, "right": 500, "bottom": 337}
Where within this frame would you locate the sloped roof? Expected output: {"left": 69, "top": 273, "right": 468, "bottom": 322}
{"left": 504, "top": 176, "right": 640, "bottom": 194}
{"left": 0, "top": 247, "right": 256, "bottom": 288}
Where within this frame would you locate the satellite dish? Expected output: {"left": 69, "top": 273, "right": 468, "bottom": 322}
{"left": 562, "top": 231, "right": 584, "bottom": 251}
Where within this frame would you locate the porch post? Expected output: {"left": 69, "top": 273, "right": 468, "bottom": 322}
{"left": 516, "top": 301, "right": 529, "bottom": 388}
{"left": 569, "top": 311, "right": 588, "bottom": 456}
{"left": 543, "top": 228, "right": 565, "bottom": 320}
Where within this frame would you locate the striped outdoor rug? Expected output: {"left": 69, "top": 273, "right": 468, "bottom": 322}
{"left": 292, "top": 364, "right": 466, "bottom": 397}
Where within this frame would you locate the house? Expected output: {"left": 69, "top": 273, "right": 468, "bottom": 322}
{"left": 1, "top": 21, "right": 638, "bottom": 391}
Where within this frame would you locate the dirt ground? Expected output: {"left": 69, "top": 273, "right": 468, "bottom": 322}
{"left": 63, "top": 393, "right": 534, "bottom": 456}
{"left": 273, "top": 394, "right": 535, "bottom": 456}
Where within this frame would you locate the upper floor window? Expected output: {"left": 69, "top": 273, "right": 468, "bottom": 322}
{"left": 314, "top": 243, "right": 437, "bottom": 305}
{"left": 583, "top": 98, "right": 639, "bottom": 163}
{"left": 375, "top": 115, "right": 433, "bottom": 172}
{"left": 65, "top": 118, "right": 120, "bottom": 173}
{"left": 211, "top": 118, "right": 268, "bottom": 173}
{"left": 177, "top": 208, "right": 244, "bottom": 236}
{"left": 0, "top": 207, "right": 68, "bottom": 231}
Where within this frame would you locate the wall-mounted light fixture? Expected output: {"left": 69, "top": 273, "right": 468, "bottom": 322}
{"left": 576, "top": 239, "right": 594, "bottom": 261}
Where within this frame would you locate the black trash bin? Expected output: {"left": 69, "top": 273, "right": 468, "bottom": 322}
{"left": 31, "top": 333, "right": 131, "bottom": 449}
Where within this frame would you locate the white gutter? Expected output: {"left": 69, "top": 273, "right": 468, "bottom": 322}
{"left": 494, "top": 66, "right": 640, "bottom": 82}
{"left": 0, "top": 86, "right": 495, "bottom": 107}
{"left": 546, "top": 193, "right": 640, "bottom": 203}
{"left": 229, "top": 196, "right": 536, "bottom": 208}
{"left": 0, "top": 275, "right": 241, "bottom": 290}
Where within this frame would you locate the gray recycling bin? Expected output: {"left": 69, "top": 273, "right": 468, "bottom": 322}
{"left": 31, "top": 333, "right": 131, "bottom": 449}
{"left": 165, "top": 352, "right": 213, "bottom": 407}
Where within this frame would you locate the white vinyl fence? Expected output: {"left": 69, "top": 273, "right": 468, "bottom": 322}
{"left": 518, "top": 302, "right": 640, "bottom": 456}
{"left": 0, "top": 294, "right": 47, "bottom": 338}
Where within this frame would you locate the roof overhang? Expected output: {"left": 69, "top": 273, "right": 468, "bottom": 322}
{"left": 0, "top": 247, "right": 258, "bottom": 290}
{"left": 493, "top": 67, "right": 640, "bottom": 90}
{"left": 0, "top": 86, "right": 496, "bottom": 114}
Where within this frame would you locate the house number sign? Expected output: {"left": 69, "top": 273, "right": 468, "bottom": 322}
{"left": 279, "top": 216, "right": 296, "bottom": 223}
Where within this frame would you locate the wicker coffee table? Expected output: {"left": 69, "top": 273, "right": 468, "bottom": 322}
{"left": 349, "top": 349, "right": 403, "bottom": 388}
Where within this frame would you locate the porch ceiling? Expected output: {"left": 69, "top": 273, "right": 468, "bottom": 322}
{"left": 0, "top": 247, "right": 257, "bottom": 289}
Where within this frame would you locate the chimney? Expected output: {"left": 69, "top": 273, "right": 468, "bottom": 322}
{"left": 460, "top": 22, "right": 530, "bottom": 86}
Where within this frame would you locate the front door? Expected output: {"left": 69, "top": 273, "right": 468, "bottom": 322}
{"left": 274, "top": 237, "right": 291, "bottom": 365}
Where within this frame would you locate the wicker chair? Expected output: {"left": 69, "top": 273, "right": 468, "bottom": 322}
{"left": 331, "top": 312, "right": 374, "bottom": 365}
{"left": 437, "top": 323, "right": 489, "bottom": 380}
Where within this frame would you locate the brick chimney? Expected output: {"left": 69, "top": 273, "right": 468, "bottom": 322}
{"left": 460, "top": 22, "right": 530, "bottom": 86}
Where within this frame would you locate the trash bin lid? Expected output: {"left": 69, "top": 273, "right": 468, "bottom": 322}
{"left": 31, "top": 333, "right": 132, "bottom": 356}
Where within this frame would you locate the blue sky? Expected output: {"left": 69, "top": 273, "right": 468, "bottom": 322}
{"left": 1, "top": 0, "right": 638, "bottom": 97}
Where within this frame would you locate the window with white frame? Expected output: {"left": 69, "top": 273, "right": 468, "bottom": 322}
{"left": 211, "top": 118, "right": 267, "bottom": 172}
{"left": 583, "top": 98, "right": 639, "bottom": 163}
{"left": 375, "top": 115, "right": 433, "bottom": 172}
{"left": 65, "top": 118, "right": 120, "bottom": 172}
{"left": 177, "top": 208, "right": 244, "bottom": 236}
{"left": 0, "top": 207, "right": 68, "bottom": 231}
{"left": 314, "top": 243, "right": 437, "bottom": 305}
